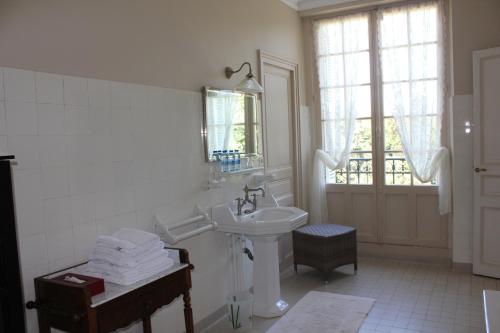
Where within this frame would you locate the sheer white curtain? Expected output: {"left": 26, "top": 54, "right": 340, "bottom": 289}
{"left": 207, "top": 92, "right": 240, "bottom": 155}
{"left": 378, "top": 0, "right": 451, "bottom": 214}
{"left": 310, "top": 13, "right": 369, "bottom": 223}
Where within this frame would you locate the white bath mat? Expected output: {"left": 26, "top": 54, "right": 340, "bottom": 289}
{"left": 266, "top": 291, "right": 375, "bottom": 333}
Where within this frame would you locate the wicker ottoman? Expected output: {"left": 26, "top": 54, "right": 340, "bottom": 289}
{"left": 292, "top": 224, "right": 357, "bottom": 281}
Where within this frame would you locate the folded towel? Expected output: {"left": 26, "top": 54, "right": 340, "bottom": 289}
{"left": 91, "top": 240, "right": 164, "bottom": 261}
{"left": 96, "top": 235, "right": 137, "bottom": 250}
{"left": 88, "top": 250, "right": 172, "bottom": 275}
{"left": 90, "top": 244, "right": 166, "bottom": 268}
{"left": 111, "top": 228, "right": 160, "bottom": 248}
{"left": 85, "top": 252, "right": 174, "bottom": 285}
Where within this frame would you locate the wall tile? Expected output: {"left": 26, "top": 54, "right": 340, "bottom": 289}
{"left": 43, "top": 197, "right": 72, "bottom": 232}
{"left": 5, "top": 101, "right": 37, "bottom": 135}
{"left": 70, "top": 194, "right": 96, "bottom": 226}
{"left": 73, "top": 223, "right": 97, "bottom": 261}
{"left": 0, "top": 101, "right": 6, "bottom": 135}
{"left": 37, "top": 103, "right": 65, "bottom": 135}
{"left": 6, "top": 135, "right": 40, "bottom": 170}
{"left": 0, "top": 68, "right": 4, "bottom": 101}
{"left": 35, "top": 72, "right": 63, "bottom": 104}
{"left": 68, "top": 164, "right": 95, "bottom": 195}
{"left": 63, "top": 76, "right": 88, "bottom": 106}
{"left": 46, "top": 227, "right": 74, "bottom": 260}
{"left": 40, "top": 166, "right": 69, "bottom": 199}
{"left": 3, "top": 68, "right": 35, "bottom": 102}
{"left": 110, "top": 81, "right": 131, "bottom": 109}
{"left": 89, "top": 105, "right": 112, "bottom": 135}
{"left": 64, "top": 105, "right": 90, "bottom": 135}
{"left": 112, "top": 188, "right": 135, "bottom": 215}
{"left": 18, "top": 233, "right": 48, "bottom": 271}
{"left": 38, "top": 135, "right": 68, "bottom": 168}
{"left": 88, "top": 79, "right": 110, "bottom": 108}
{"left": 0, "top": 135, "right": 7, "bottom": 154}
{"left": 12, "top": 169, "right": 44, "bottom": 237}
{"left": 94, "top": 191, "right": 115, "bottom": 219}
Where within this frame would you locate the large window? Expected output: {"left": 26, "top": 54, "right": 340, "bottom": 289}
{"left": 317, "top": 2, "right": 441, "bottom": 186}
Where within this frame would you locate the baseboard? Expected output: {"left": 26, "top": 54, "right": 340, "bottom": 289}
{"left": 195, "top": 305, "right": 227, "bottom": 333}
{"left": 452, "top": 262, "right": 473, "bottom": 273}
{"left": 358, "top": 242, "right": 452, "bottom": 264}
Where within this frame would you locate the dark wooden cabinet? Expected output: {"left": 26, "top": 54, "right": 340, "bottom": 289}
{"left": 0, "top": 155, "right": 26, "bottom": 333}
{"left": 27, "top": 248, "right": 194, "bottom": 333}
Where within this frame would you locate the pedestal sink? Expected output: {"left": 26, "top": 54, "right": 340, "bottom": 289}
{"left": 213, "top": 203, "right": 308, "bottom": 318}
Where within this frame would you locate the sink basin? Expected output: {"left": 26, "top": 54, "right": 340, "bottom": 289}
{"left": 213, "top": 203, "right": 308, "bottom": 318}
{"left": 213, "top": 205, "right": 307, "bottom": 236}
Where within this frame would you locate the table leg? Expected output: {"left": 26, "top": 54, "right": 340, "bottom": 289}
{"left": 143, "top": 315, "right": 152, "bottom": 333}
{"left": 183, "top": 291, "right": 194, "bottom": 333}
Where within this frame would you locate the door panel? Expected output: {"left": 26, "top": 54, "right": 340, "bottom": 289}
{"left": 473, "top": 47, "right": 500, "bottom": 278}
{"left": 383, "top": 194, "right": 411, "bottom": 242}
{"left": 259, "top": 51, "right": 300, "bottom": 271}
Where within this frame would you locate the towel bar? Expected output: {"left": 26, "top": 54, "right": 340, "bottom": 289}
{"left": 154, "top": 207, "right": 218, "bottom": 245}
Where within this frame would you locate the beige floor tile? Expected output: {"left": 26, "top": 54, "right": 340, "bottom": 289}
{"left": 206, "top": 257, "right": 496, "bottom": 333}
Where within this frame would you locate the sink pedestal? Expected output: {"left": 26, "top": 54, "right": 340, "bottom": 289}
{"left": 250, "top": 235, "right": 289, "bottom": 318}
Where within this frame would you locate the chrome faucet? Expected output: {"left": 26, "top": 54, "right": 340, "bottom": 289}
{"left": 235, "top": 185, "right": 266, "bottom": 215}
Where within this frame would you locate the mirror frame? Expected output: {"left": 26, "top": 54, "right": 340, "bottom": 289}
{"left": 201, "top": 86, "right": 262, "bottom": 163}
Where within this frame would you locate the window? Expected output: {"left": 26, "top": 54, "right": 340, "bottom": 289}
{"left": 317, "top": 2, "right": 441, "bottom": 186}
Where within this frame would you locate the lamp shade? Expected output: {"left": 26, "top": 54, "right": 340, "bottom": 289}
{"left": 236, "top": 76, "right": 264, "bottom": 94}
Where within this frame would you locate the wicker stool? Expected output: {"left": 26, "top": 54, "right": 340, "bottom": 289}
{"left": 292, "top": 224, "right": 357, "bottom": 281}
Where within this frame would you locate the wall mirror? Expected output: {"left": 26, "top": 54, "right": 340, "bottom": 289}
{"left": 202, "top": 87, "right": 263, "bottom": 172}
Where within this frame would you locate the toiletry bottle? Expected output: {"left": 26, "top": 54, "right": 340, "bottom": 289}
{"left": 229, "top": 150, "right": 235, "bottom": 172}
{"left": 222, "top": 150, "right": 228, "bottom": 172}
{"left": 235, "top": 150, "right": 241, "bottom": 171}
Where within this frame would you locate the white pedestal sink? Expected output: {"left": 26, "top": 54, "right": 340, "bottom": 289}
{"left": 213, "top": 204, "right": 308, "bottom": 318}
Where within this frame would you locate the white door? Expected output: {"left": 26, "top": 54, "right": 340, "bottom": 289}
{"left": 472, "top": 47, "right": 500, "bottom": 278}
{"left": 259, "top": 51, "right": 301, "bottom": 208}
{"left": 259, "top": 51, "right": 301, "bottom": 271}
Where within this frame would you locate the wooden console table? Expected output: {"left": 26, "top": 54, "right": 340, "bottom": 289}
{"left": 26, "top": 248, "right": 194, "bottom": 333}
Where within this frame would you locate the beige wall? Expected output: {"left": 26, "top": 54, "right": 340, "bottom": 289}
{"left": 0, "top": 0, "right": 304, "bottom": 98}
{"left": 450, "top": 0, "right": 500, "bottom": 95}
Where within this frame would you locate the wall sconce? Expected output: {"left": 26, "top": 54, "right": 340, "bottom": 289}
{"left": 225, "top": 62, "right": 264, "bottom": 94}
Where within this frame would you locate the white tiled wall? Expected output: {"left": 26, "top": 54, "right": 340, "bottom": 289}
{"left": 0, "top": 67, "right": 245, "bottom": 333}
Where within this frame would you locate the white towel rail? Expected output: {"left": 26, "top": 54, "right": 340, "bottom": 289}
{"left": 154, "top": 207, "right": 218, "bottom": 245}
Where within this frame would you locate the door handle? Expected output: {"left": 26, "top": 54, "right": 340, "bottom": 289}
{"left": 474, "top": 167, "right": 487, "bottom": 173}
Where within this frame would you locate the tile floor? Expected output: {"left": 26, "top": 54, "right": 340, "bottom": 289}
{"left": 207, "top": 257, "right": 500, "bottom": 333}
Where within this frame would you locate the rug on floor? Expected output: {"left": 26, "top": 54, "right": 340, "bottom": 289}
{"left": 266, "top": 291, "right": 375, "bottom": 333}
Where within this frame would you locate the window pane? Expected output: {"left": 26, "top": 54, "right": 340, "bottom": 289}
{"left": 409, "top": 5, "right": 437, "bottom": 44}
{"left": 320, "top": 88, "right": 344, "bottom": 120}
{"left": 345, "top": 51, "right": 370, "bottom": 85}
{"left": 316, "top": 20, "right": 343, "bottom": 55}
{"left": 383, "top": 82, "right": 409, "bottom": 117}
{"left": 381, "top": 47, "right": 409, "bottom": 82}
{"left": 349, "top": 85, "right": 371, "bottom": 118}
{"left": 411, "top": 80, "right": 437, "bottom": 115}
{"left": 410, "top": 44, "right": 437, "bottom": 79}
{"left": 384, "top": 117, "right": 403, "bottom": 151}
{"left": 352, "top": 119, "right": 372, "bottom": 151}
{"left": 349, "top": 152, "right": 373, "bottom": 184}
{"left": 380, "top": 11, "right": 408, "bottom": 47}
{"left": 343, "top": 15, "right": 369, "bottom": 52}
{"left": 385, "top": 152, "right": 411, "bottom": 185}
{"left": 318, "top": 55, "right": 344, "bottom": 87}
{"left": 330, "top": 168, "right": 347, "bottom": 184}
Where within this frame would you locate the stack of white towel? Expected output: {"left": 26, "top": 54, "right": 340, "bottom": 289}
{"left": 85, "top": 228, "right": 174, "bottom": 286}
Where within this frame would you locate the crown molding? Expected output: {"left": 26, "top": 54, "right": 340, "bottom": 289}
{"left": 280, "top": 0, "right": 300, "bottom": 10}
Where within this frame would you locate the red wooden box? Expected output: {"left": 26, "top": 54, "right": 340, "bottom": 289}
{"left": 52, "top": 273, "right": 105, "bottom": 296}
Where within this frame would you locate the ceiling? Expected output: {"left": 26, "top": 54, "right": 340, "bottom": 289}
{"left": 281, "top": 0, "right": 358, "bottom": 11}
